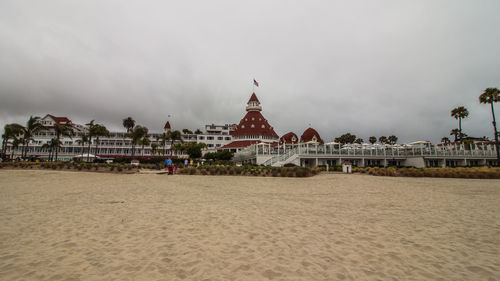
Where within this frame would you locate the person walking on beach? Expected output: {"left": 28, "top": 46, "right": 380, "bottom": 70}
{"left": 166, "top": 158, "right": 173, "bottom": 175}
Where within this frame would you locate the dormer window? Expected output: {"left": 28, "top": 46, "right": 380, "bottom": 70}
{"left": 251, "top": 117, "right": 255, "bottom": 121}
{"left": 312, "top": 136, "right": 317, "bottom": 142}
{"left": 251, "top": 124, "right": 255, "bottom": 128}
{"left": 292, "top": 137, "right": 296, "bottom": 141}
{"left": 261, "top": 125, "right": 265, "bottom": 128}
{"left": 241, "top": 125, "right": 245, "bottom": 128}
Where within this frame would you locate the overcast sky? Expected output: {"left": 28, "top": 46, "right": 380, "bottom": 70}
{"left": 1, "top": 0, "right": 499, "bottom": 143}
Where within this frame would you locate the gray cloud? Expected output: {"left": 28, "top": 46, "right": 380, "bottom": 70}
{"left": 1, "top": 0, "right": 499, "bottom": 143}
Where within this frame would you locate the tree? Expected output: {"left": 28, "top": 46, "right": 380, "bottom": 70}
{"left": 167, "top": 130, "right": 183, "bottom": 155}
{"left": 479, "top": 87, "right": 500, "bottom": 164}
{"left": 450, "top": 129, "right": 459, "bottom": 142}
{"left": 10, "top": 137, "right": 22, "bottom": 160}
{"left": 139, "top": 135, "right": 151, "bottom": 157}
{"left": 185, "top": 142, "right": 206, "bottom": 159}
{"left": 1, "top": 124, "right": 23, "bottom": 158}
{"left": 151, "top": 143, "right": 159, "bottom": 156}
{"left": 354, "top": 138, "right": 363, "bottom": 144}
{"left": 182, "top": 129, "right": 193, "bottom": 134}
{"left": 441, "top": 137, "right": 450, "bottom": 144}
{"left": 53, "top": 121, "right": 74, "bottom": 161}
{"left": 388, "top": 135, "right": 398, "bottom": 145}
{"left": 20, "top": 116, "right": 46, "bottom": 158}
{"left": 76, "top": 133, "right": 89, "bottom": 157}
{"left": 204, "top": 150, "right": 234, "bottom": 161}
{"left": 451, "top": 106, "right": 469, "bottom": 142}
{"left": 122, "top": 117, "right": 135, "bottom": 133}
{"left": 369, "top": 136, "right": 377, "bottom": 144}
{"left": 379, "top": 136, "right": 388, "bottom": 144}
{"left": 86, "top": 120, "right": 96, "bottom": 162}
{"left": 334, "top": 133, "right": 356, "bottom": 144}
{"left": 92, "top": 124, "right": 110, "bottom": 159}
{"left": 127, "top": 125, "right": 148, "bottom": 158}
{"left": 159, "top": 132, "right": 169, "bottom": 156}
{"left": 194, "top": 129, "right": 203, "bottom": 134}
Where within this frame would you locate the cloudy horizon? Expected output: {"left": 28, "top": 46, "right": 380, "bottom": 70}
{"left": 1, "top": 0, "right": 499, "bottom": 143}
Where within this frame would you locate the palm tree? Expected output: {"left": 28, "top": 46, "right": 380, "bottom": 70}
{"left": 369, "top": 136, "right": 377, "bottom": 144}
{"left": 441, "top": 137, "right": 450, "bottom": 144}
{"left": 42, "top": 138, "right": 61, "bottom": 161}
{"left": 479, "top": 87, "right": 500, "bottom": 164}
{"left": 151, "top": 143, "right": 159, "bottom": 156}
{"left": 122, "top": 117, "right": 135, "bottom": 133}
{"left": 159, "top": 132, "right": 169, "bottom": 156}
{"left": 10, "top": 137, "right": 22, "bottom": 160}
{"left": 140, "top": 135, "right": 151, "bottom": 157}
{"left": 354, "top": 138, "right": 363, "bottom": 144}
{"left": 378, "top": 136, "right": 388, "bottom": 144}
{"left": 1, "top": 124, "right": 23, "bottom": 157}
{"left": 450, "top": 128, "right": 459, "bottom": 142}
{"left": 127, "top": 125, "right": 147, "bottom": 158}
{"left": 451, "top": 106, "right": 469, "bottom": 142}
{"left": 76, "top": 133, "right": 89, "bottom": 157}
{"left": 167, "top": 130, "right": 183, "bottom": 156}
{"left": 92, "top": 124, "right": 110, "bottom": 160}
{"left": 20, "top": 116, "right": 46, "bottom": 158}
{"left": 194, "top": 129, "right": 202, "bottom": 134}
{"left": 53, "top": 122, "right": 74, "bottom": 161}
{"left": 388, "top": 135, "right": 398, "bottom": 145}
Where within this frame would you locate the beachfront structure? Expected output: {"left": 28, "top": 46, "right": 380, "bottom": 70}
{"left": 3, "top": 114, "right": 236, "bottom": 161}
{"left": 234, "top": 141, "right": 498, "bottom": 168}
{"left": 221, "top": 93, "right": 279, "bottom": 152}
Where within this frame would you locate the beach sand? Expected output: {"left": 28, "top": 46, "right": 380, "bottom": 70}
{"left": 0, "top": 170, "right": 499, "bottom": 281}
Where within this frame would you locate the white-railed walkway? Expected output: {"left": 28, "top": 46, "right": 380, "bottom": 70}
{"left": 234, "top": 143, "right": 499, "bottom": 168}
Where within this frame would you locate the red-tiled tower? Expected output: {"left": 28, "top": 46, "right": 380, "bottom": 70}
{"left": 222, "top": 93, "right": 279, "bottom": 151}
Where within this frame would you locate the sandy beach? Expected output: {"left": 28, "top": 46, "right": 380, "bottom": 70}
{"left": 0, "top": 170, "right": 499, "bottom": 281}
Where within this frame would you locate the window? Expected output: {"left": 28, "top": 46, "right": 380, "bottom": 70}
{"left": 198, "top": 136, "right": 205, "bottom": 140}
{"left": 225, "top": 137, "right": 231, "bottom": 140}
{"left": 207, "top": 136, "right": 214, "bottom": 140}
{"left": 217, "top": 137, "right": 223, "bottom": 140}
{"left": 216, "top": 144, "right": 221, "bottom": 147}
{"left": 208, "top": 144, "right": 214, "bottom": 147}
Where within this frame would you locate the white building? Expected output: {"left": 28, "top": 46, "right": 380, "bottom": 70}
{"left": 4, "top": 114, "right": 236, "bottom": 161}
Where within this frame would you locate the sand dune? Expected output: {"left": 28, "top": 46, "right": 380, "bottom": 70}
{"left": 0, "top": 170, "right": 499, "bottom": 280}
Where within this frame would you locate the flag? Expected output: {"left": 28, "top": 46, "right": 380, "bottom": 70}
{"left": 253, "top": 79, "right": 259, "bottom": 87}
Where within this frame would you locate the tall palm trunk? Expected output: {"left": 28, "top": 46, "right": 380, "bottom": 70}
{"left": 87, "top": 136, "right": 92, "bottom": 162}
{"left": 491, "top": 103, "right": 500, "bottom": 165}
{"left": 458, "top": 118, "right": 462, "bottom": 142}
{"left": 95, "top": 137, "right": 100, "bottom": 161}
{"left": 54, "top": 132, "right": 60, "bottom": 161}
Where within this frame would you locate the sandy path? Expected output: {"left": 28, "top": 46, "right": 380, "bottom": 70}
{"left": 0, "top": 170, "right": 499, "bottom": 280}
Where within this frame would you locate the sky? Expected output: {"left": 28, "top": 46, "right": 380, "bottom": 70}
{"left": 1, "top": 0, "right": 499, "bottom": 143}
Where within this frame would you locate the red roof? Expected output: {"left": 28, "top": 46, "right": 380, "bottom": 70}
{"left": 231, "top": 111, "right": 278, "bottom": 138}
{"left": 248, "top": 93, "right": 260, "bottom": 103}
{"left": 300, "top": 128, "right": 324, "bottom": 144}
{"left": 47, "top": 114, "right": 71, "bottom": 125}
{"left": 280, "top": 132, "right": 298, "bottom": 144}
{"left": 222, "top": 140, "right": 261, "bottom": 149}
{"left": 164, "top": 121, "right": 171, "bottom": 129}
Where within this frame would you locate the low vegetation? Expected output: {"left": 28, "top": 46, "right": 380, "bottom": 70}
{"left": 177, "top": 165, "right": 319, "bottom": 177}
{"left": 353, "top": 166, "right": 500, "bottom": 179}
{"left": 0, "top": 161, "right": 139, "bottom": 174}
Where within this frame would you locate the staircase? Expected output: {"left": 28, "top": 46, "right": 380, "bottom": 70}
{"left": 262, "top": 148, "right": 299, "bottom": 166}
